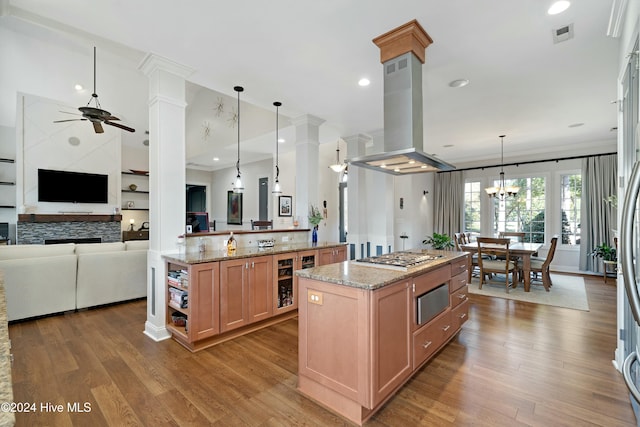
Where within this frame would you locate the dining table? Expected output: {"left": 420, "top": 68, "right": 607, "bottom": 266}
{"left": 461, "top": 241, "right": 544, "bottom": 292}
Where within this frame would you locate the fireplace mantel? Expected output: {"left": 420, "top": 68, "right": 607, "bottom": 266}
{"left": 18, "top": 214, "right": 122, "bottom": 223}
{"left": 17, "top": 214, "right": 122, "bottom": 244}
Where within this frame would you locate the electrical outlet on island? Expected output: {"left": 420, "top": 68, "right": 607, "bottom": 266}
{"left": 282, "top": 236, "right": 289, "bottom": 242}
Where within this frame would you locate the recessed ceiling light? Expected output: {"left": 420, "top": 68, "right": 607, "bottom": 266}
{"left": 448, "top": 79, "right": 469, "bottom": 88}
{"left": 568, "top": 123, "right": 584, "bottom": 128}
{"left": 213, "top": 157, "right": 219, "bottom": 161}
{"left": 278, "top": 138, "right": 285, "bottom": 143}
{"left": 548, "top": 1, "right": 570, "bottom": 15}
{"left": 74, "top": 84, "right": 83, "bottom": 91}
{"left": 358, "top": 78, "right": 370, "bottom": 87}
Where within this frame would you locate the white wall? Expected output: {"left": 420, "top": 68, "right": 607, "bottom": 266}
{"left": 0, "top": 125, "right": 16, "bottom": 242}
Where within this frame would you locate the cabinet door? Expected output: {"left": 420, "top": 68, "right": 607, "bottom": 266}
{"left": 220, "top": 258, "right": 249, "bottom": 332}
{"left": 317, "top": 248, "right": 334, "bottom": 266}
{"left": 334, "top": 246, "right": 347, "bottom": 262}
{"left": 371, "top": 280, "right": 412, "bottom": 407}
{"left": 189, "top": 262, "right": 220, "bottom": 341}
{"left": 248, "top": 256, "right": 273, "bottom": 323}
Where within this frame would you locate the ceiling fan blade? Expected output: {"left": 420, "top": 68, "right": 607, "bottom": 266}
{"left": 104, "top": 121, "right": 135, "bottom": 133}
{"left": 58, "top": 110, "right": 82, "bottom": 116}
{"left": 93, "top": 122, "right": 104, "bottom": 134}
{"left": 104, "top": 116, "right": 120, "bottom": 121}
{"left": 53, "top": 119, "right": 87, "bottom": 123}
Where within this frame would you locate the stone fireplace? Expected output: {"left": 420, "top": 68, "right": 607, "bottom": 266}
{"left": 17, "top": 214, "right": 122, "bottom": 245}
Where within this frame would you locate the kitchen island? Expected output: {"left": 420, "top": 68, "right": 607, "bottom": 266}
{"left": 163, "top": 242, "right": 347, "bottom": 352}
{"left": 295, "top": 250, "right": 469, "bottom": 425}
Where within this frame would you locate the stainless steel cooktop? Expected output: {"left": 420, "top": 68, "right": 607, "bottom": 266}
{"left": 355, "top": 251, "right": 443, "bottom": 271}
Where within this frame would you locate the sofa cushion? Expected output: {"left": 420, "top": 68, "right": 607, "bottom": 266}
{"left": 125, "top": 240, "right": 149, "bottom": 251}
{"left": 75, "top": 242, "right": 125, "bottom": 254}
{"left": 0, "top": 243, "right": 76, "bottom": 260}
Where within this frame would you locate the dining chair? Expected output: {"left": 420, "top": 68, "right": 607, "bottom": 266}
{"left": 521, "top": 236, "right": 558, "bottom": 291}
{"left": 499, "top": 231, "right": 525, "bottom": 242}
{"left": 477, "top": 237, "right": 517, "bottom": 293}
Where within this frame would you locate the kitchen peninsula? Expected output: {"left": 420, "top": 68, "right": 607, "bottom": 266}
{"left": 163, "top": 230, "right": 347, "bottom": 352}
{"left": 295, "top": 250, "right": 469, "bottom": 425}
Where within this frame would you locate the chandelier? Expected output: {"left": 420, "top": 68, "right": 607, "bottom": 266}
{"left": 232, "top": 86, "right": 244, "bottom": 193}
{"left": 329, "top": 139, "right": 346, "bottom": 172}
{"left": 485, "top": 135, "right": 519, "bottom": 199}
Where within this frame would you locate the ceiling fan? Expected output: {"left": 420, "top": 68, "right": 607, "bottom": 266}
{"left": 54, "top": 47, "right": 135, "bottom": 134}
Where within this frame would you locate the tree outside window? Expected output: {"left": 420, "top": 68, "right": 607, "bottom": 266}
{"left": 493, "top": 176, "right": 546, "bottom": 243}
{"left": 560, "top": 174, "right": 581, "bottom": 245}
{"left": 464, "top": 181, "right": 481, "bottom": 233}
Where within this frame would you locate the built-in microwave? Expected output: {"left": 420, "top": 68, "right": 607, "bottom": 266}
{"left": 416, "top": 283, "right": 449, "bottom": 326}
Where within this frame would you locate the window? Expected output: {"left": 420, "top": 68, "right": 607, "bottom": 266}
{"left": 560, "top": 173, "right": 581, "bottom": 245}
{"left": 493, "top": 176, "right": 546, "bottom": 243}
{"left": 464, "top": 181, "right": 481, "bottom": 233}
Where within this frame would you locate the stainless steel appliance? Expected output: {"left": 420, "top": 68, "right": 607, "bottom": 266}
{"left": 416, "top": 283, "right": 449, "bottom": 326}
{"left": 355, "top": 251, "right": 443, "bottom": 271}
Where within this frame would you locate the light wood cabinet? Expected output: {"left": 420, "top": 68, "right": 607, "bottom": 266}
{"left": 298, "top": 255, "right": 470, "bottom": 425}
{"left": 220, "top": 255, "right": 273, "bottom": 332}
{"left": 166, "top": 260, "right": 219, "bottom": 346}
{"left": 273, "top": 250, "right": 317, "bottom": 315}
{"left": 318, "top": 245, "right": 347, "bottom": 265}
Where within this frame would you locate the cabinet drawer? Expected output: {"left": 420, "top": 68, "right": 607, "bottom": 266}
{"left": 450, "top": 271, "right": 467, "bottom": 293}
{"left": 414, "top": 265, "right": 450, "bottom": 296}
{"left": 450, "top": 285, "right": 468, "bottom": 309}
{"left": 412, "top": 309, "right": 452, "bottom": 368}
{"left": 451, "top": 299, "right": 469, "bottom": 331}
{"left": 450, "top": 258, "right": 468, "bottom": 277}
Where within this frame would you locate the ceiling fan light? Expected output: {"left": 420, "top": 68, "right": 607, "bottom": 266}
{"left": 329, "top": 163, "right": 346, "bottom": 172}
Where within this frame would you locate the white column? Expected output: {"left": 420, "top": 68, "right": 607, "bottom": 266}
{"left": 345, "top": 134, "right": 371, "bottom": 258}
{"left": 292, "top": 115, "right": 324, "bottom": 230}
{"left": 138, "top": 54, "right": 193, "bottom": 341}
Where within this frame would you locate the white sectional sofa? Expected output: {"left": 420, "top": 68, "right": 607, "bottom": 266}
{"left": 0, "top": 241, "right": 148, "bottom": 321}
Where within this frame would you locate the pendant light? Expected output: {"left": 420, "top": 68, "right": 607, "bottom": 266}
{"left": 272, "top": 101, "right": 282, "bottom": 195}
{"left": 329, "top": 139, "right": 346, "bottom": 172}
{"left": 233, "top": 86, "right": 244, "bottom": 194}
{"left": 485, "top": 135, "right": 519, "bottom": 200}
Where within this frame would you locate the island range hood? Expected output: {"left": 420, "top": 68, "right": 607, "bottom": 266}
{"left": 348, "top": 20, "right": 455, "bottom": 175}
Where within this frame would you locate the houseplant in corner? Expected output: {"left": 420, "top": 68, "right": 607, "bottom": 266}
{"left": 422, "top": 232, "right": 454, "bottom": 250}
{"left": 589, "top": 243, "right": 617, "bottom": 262}
{"left": 308, "top": 205, "right": 323, "bottom": 243}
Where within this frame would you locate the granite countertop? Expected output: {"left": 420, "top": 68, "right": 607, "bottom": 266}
{"left": 0, "top": 274, "right": 14, "bottom": 427}
{"left": 295, "top": 250, "right": 468, "bottom": 290}
{"left": 163, "top": 241, "right": 346, "bottom": 265}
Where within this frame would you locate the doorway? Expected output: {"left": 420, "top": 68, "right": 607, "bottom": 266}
{"left": 259, "top": 177, "right": 269, "bottom": 220}
{"left": 186, "top": 185, "right": 206, "bottom": 212}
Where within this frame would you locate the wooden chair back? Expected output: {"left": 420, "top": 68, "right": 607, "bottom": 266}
{"left": 542, "top": 236, "right": 558, "bottom": 269}
{"left": 499, "top": 231, "right": 525, "bottom": 242}
{"left": 476, "top": 237, "right": 512, "bottom": 273}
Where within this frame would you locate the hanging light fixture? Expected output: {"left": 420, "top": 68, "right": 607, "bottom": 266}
{"left": 272, "top": 101, "right": 282, "bottom": 195}
{"left": 341, "top": 164, "right": 348, "bottom": 183}
{"left": 233, "top": 86, "right": 244, "bottom": 193}
{"left": 485, "top": 135, "right": 519, "bottom": 200}
{"left": 329, "top": 139, "right": 346, "bottom": 172}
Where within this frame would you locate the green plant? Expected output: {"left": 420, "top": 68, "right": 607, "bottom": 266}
{"left": 589, "top": 243, "right": 617, "bottom": 262}
{"left": 308, "top": 204, "right": 323, "bottom": 227}
{"left": 422, "top": 233, "right": 454, "bottom": 250}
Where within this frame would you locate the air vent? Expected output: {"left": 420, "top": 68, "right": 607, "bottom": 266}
{"left": 552, "top": 23, "right": 574, "bottom": 44}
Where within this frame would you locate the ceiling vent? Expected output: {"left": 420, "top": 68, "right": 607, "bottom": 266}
{"left": 552, "top": 23, "right": 574, "bottom": 44}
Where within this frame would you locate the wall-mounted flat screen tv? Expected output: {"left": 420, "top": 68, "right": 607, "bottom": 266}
{"left": 38, "top": 168, "right": 108, "bottom": 204}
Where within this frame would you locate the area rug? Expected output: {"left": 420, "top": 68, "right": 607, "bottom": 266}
{"left": 468, "top": 274, "right": 589, "bottom": 311}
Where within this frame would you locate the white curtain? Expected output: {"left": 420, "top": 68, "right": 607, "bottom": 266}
{"left": 433, "top": 171, "right": 464, "bottom": 237}
{"left": 579, "top": 154, "right": 617, "bottom": 272}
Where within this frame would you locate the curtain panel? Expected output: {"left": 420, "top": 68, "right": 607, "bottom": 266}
{"left": 433, "top": 171, "right": 464, "bottom": 238}
{"left": 579, "top": 154, "right": 617, "bottom": 272}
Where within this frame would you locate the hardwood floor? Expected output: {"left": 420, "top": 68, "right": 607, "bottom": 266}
{"left": 8, "top": 274, "right": 637, "bottom": 426}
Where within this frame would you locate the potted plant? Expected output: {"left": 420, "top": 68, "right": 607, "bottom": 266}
{"left": 308, "top": 205, "right": 323, "bottom": 243}
{"left": 589, "top": 243, "right": 617, "bottom": 262}
{"left": 422, "top": 233, "right": 454, "bottom": 250}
